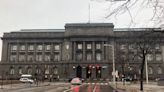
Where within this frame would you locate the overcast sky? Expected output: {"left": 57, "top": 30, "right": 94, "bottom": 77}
{"left": 0, "top": 0, "right": 163, "bottom": 60}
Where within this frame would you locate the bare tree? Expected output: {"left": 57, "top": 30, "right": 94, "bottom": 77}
{"left": 105, "top": 0, "right": 164, "bottom": 27}
{"left": 130, "top": 29, "right": 161, "bottom": 91}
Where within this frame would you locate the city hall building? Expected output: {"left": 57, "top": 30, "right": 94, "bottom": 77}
{"left": 1, "top": 23, "right": 164, "bottom": 81}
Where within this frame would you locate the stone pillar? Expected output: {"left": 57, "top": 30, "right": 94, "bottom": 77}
{"left": 73, "top": 42, "right": 76, "bottom": 61}
{"left": 92, "top": 41, "right": 95, "bottom": 62}
{"left": 102, "top": 41, "right": 105, "bottom": 61}
{"left": 83, "top": 41, "right": 85, "bottom": 61}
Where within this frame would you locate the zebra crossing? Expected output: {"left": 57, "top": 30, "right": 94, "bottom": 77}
{"left": 84, "top": 82, "right": 109, "bottom": 85}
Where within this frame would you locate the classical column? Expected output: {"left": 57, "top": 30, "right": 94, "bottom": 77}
{"left": 92, "top": 41, "right": 95, "bottom": 62}
{"left": 102, "top": 41, "right": 105, "bottom": 61}
{"left": 73, "top": 42, "right": 76, "bottom": 61}
{"left": 83, "top": 41, "right": 86, "bottom": 61}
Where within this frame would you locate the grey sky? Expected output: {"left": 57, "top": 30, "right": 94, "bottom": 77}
{"left": 0, "top": 0, "right": 163, "bottom": 60}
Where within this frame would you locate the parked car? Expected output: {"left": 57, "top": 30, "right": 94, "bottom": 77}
{"left": 123, "top": 76, "right": 133, "bottom": 81}
{"left": 70, "top": 77, "right": 82, "bottom": 85}
{"left": 19, "top": 78, "right": 34, "bottom": 83}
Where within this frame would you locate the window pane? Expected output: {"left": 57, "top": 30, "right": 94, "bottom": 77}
{"left": 87, "top": 44, "right": 92, "bottom": 49}
{"left": 155, "top": 44, "right": 160, "bottom": 50}
{"left": 37, "top": 45, "right": 43, "bottom": 51}
{"left": 36, "top": 55, "right": 42, "bottom": 62}
{"left": 156, "top": 54, "right": 162, "bottom": 61}
{"left": 19, "top": 55, "right": 25, "bottom": 62}
{"left": 77, "top": 44, "right": 82, "bottom": 49}
{"left": 96, "top": 53, "right": 101, "bottom": 61}
{"left": 28, "top": 45, "right": 34, "bottom": 51}
{"left": 18, "top": 68, "right": 23, "bottom": 74}
{"left": 54, "top": 45, "right": 60, "bottom": 51}
{"left": 10, "top": 55, "right": 16, "bottom": 62}
{"left": 77, "top": 53, "right": 82, "bottom": 60}
{"left": 148, "top": 67, "right": 153, "bottom": 74}
{"left": 27, "top": 68, "right": 32, "bottom": 74}
{"left": 20, "top": 45, "right": 25, "bottom": 51}
{"left": 120, "top": 45, "right": 126, "bottom": 50}
{"left": 27, "top": 55, "right": 34, "bottom": 62}
{"left": 86, "top": 53, "right": 92, "bottom": 60}
{"left": 45, "top": 55, "right": 51, "bottom": 61}
{"left": 45, "top": 45, "right": 51, "bottom": 51}
{"left": 147, "top": 54, "right": 153, "bottom": 61}
{"left": 157, "top": 67, "right": 162, "bottom": 74}
{"left": 11, "top": 45, "right": 17, "bottom": 51}
{"left": 96, "top": 44, "right": 101, "bottom": 49}
{"left": 54, "top": 54, "right": 60, "bottom": 61}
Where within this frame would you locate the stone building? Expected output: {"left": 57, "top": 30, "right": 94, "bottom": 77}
{"left": 0, "top": 23, "right": 164, "bottom": 81}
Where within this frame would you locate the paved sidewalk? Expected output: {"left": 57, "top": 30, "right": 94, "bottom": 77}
{"left": 110, "top": 82, "right": 164, "bottom": 92}
{"left": 0, "top": 82, "right": 69, "bottom": 90}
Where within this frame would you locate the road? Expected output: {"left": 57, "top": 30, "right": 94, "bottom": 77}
{"left": 64, "top": 82, "right": 119, "bottom": 92}
{"left": 0, "top": 82, "right": 125, "bottom": 92}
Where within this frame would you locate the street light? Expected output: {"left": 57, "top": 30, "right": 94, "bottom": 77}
{"left": 104, "top": 44, "right": 116, "bottom": 85}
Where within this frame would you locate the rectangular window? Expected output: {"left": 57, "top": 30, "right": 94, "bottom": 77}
{"left": 155, "top": 44, "right": 160, "bottom": 50}
{"left": 10, "top": 55, "right": 16, "bottom": 62}
{"left": 27, "top": 55, "right": 34, "bottom": 62}
{"left": 20, "top": 45, "right": 25, "bottom": 51}
{"left": 120, "top": 44, "right": 126, "bottom": 50}
{"left": 96, "top": 53, "right": 101, "bottom": 61}
{"left": 45, "top": 55, "right": 51, "bottom": 62}
{"left": 86, "top": 44, "right": 92, "bottom": 49}
{"left": 45, "top": 45, "right": 51, "bottom": 51}
{"left": 54, "top": 44, "right": 60, "bottom": 51}
{"left": 86, "top": 53, "right": 92, "bottom": 61}
{"left": 77, "top": 53, "right": 83, "bottom": 60}
{"left": 77, "top": 44, "right": 82, "bottom": 50}
{"left": 28, "top": 45, "right": 34, "bottom": 51}
{"left": 11, "top": 45, "right": 17, "bottom": 51}
{"left": 156, "top": 54, "right": 162, "bottom": 61}
{"left": 147, "top": 54, "right": 153, "bottom": 61}
{"left": 19, "top": 55, "right": 25, "bottom": 62}
{"left": 96, "top": 44, "right": 101, "bottom": 49}
{"left": 36, "top": 54, "right": 42, "bottom": 62}
{"left": 54, "top": 54, "right": 60, "bottom": 61}
{"left": 37, "top": 45, "right": 43, "bottom": 51}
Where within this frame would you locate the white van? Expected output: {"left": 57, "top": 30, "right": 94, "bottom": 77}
{"left": 19, "top": 74, "right": 34, "bottom": 83}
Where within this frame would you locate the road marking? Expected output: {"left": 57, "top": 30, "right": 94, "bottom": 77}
{"left": 63, "top": 84, "right": 84, "bottom": 92}
{"left": 92, "top": 85, "right": 97, "bottom": 92}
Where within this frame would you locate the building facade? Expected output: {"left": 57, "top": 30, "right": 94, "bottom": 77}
{"left": 1, "top": 23, "right": 164, "bottom": 81}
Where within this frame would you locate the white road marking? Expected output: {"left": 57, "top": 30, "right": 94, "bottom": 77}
{"left": 92, "top": 85, "right": 97, "bottom": 92}
{"left": 62, "top": 84, "right": 84, "bottom": 92}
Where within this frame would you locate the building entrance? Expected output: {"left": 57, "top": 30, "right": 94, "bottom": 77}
{"left": 76, "top": 65, "right": 82, "bottom": 78}
{"left": 96, "top": 65, "right": 101, "bottom": 78}
{"left": 86, "top": 65, "right": 92, "bottom": 78}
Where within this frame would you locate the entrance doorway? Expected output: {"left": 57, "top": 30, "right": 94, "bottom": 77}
{"left": 96, "top": 66, "right": 101, "bottom": 78}
{"left": 76, "top": 65, "right": 82, "bottom": 78}
{"left": 86, "top": 65, "right": 92, "bottom": 78}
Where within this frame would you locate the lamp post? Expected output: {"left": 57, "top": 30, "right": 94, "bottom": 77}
{"left": 104, "top": 44, "right": 116, "bottom": 85}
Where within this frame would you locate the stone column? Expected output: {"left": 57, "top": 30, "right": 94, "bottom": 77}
{"left": 102, "top": 41, "right": 105, "bottom": 61}
{"left": 92, "top": 41, "right": 95, "bottom": 62}
{"left": 83, "top": 41, "right": 86, "bottom": 61}
{"left": 73, "top": 42, "right": 76, "bottom": 61}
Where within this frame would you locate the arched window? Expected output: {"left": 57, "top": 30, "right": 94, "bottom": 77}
{"left": 36, "top": 67, "right": 41, "bottom": 74}
{"left": 9, "top": 67, "right": 15, "bottom": 75}
{"left": 18, "top": 67, "right": 23, "bottom": 74}
{"left": 53, "top": 67, "right": 58, "bottom": 75}
{"left": 157, "top": 67, "right": 162, "bottom": 74}
{"left": 148, "top": 67, "right": 153, "bottom": 74}
{"left": 27, "top": 67, "right": 32, "bottom": 74}
{"left": 45, "top": 68, "right": 49, "bottom": 74}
